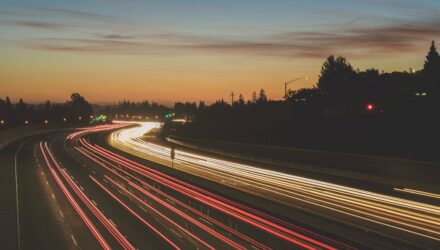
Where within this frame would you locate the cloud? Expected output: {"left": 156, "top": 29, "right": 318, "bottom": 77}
{"left": 283, "top": 18, "right": 440, "bottom": 56}
{"left": 2, "top": 20, "right": 72, "bottom": 30}
{"left": 11, "top": 6, "right": 440, "bottom": 60}
{"left": 22, "top": 38, "right": 165, "bottom": 54}
{"left": 37, "top": 8, "right": 119, "bottom": 23}
{"left": 100, "top": 34, "right": 137, "bottom": 40}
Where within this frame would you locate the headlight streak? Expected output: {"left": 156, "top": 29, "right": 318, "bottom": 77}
{"left": 110, "top": 122, "right": 440, "bottom": 242}
{"left": 77, "top": 138, "right": 347, "bottom": 250}
{"left": 394, "top": 188, "right": 440, "bottom": 200}
{"left": 67, "top": 124, "right": 128, "bottom": 140}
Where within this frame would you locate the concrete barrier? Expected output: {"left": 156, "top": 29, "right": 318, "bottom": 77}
{"left": 0, "top": 125, "right": 76, "bottom": 151}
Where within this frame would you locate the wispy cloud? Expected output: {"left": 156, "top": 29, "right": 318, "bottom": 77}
{"left": 2, "top": 20, "right": 72, "bottom": 30}
{"left": 100, "top": 34, "right": 137, "bottom": 40}
{"left": 38, "top": 8, "right": 119, "bottom": 23}
{"left": 284, "top": 18, "right": 440, "bottom": 55}
{"left": 21, "top": 17, "right": 440, "bottom": 59}
{"left": 6, "top": 4, "right": 440, "bottom": 60}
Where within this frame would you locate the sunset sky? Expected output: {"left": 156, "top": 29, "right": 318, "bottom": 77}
{"left": 1, "top": 0, "right": 440, "bottom": 105}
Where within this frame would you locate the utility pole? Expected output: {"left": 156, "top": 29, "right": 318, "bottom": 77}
{"left": 230, "top": 91, "right": 235, "bottom": 105}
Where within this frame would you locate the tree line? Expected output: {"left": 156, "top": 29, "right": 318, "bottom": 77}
{"left": 0, "top": 93, "right": 93, "bottom": 127}
{"left": 170, "top": 41, "right": 440, "bottom": 161}
{"left": 97, "top": 100, "right": 172, "bottom": 117}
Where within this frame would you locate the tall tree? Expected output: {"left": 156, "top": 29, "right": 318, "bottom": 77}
{"left": 423, "top": 41, "right": 440, "bottom": 94}
{"left": 251, "top": 91, "right": 257, "bottom": 103}
{"left": 257, "top": 89, "right": 268, "bottom": 104}
{"left": 237, "top": 94, "right": 245, "bottom": 106}
{"left": 68, "top": 93, "right": 93, "bottom": 119}
{"left": 317, "top": 55, "right": 357, "bottom": 95}
{"left": 424, "top": 41, "right": 440, "bottom": 76}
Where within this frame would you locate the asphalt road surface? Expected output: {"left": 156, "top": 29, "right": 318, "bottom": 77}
{"left": 1, "top": 123, "right": 439, "bottom": 249}
{"left": 108, "top": 121, "right": 440, "bottom": 249}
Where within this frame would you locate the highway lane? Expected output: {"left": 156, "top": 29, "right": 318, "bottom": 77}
{"left": 0, "top": 133, "right": 82, "bottom": 250}
{"left": 1, "top": 127, "right": 175, "bottom": 249}
{"left": 88, "top": 126, "right": 421, "bottom": 249}
{"left": 3, "top": 122, "right": 438, "bottom": 249}
{"left": 68, "top": 125, "right": 350, "bottom": 249}
{"left": 5, "top": 124, "right": 350, "bottom": 249}
{"left": 42, "top": 128, "right": 177, "bottom": 249}
{"left": 7, "top": 123, "right": 344, "bottom": 249}
{"left": 107, "top": 121, "right": 440, "bottom": 249}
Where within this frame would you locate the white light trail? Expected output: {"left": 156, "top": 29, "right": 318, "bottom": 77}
{"left": 109, "top": 122, "right": 440, "bottom": 242}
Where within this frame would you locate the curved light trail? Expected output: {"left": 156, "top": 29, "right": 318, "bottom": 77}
{"left": 109, "top": 121, "right": 440, "bottom": 243}
{"left": 39, "top": 142, "right": 111, "bottom": 250}
{"left": 69, "top": 123, "right": 349, "bottom": 249}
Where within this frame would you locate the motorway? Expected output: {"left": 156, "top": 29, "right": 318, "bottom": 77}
{"left": 1, "top": 124, "right": 354, "bottom": 249}
{"left": 109, "top": 121, "right": 440, "bottom": 249}
{"left": 1, "top": 122, "right": 439, "bottom": 249}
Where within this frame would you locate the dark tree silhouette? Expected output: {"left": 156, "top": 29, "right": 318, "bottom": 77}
{"left": 317, "top": 55, "right": 357, "bottom": 95}
{"left": 257, "top": 89, "right": 268, "bottom": 104}
{"left": 423, "top": 41, "right": 440, "bottom": 96}
{"left": 0, "top": 93, "right": 94, "bottom": 128}
{"left": 103, "top": 99, "right": 171, "bottom": 117}
{"left": 251, "top": 91, "right": 257, "bottom": 103}
{"left": 237, "top": 94, "right": 245, "bottom": 107}
{"left": 68, "top": 93, "right": 93, "bottom": 119}
{"left": 174, "top": 102, "right": 197, "bottom": 115}
{"left": 170, "top": 41, "right": 440, "bottom": 162}
{"left": 198, "top": 101, "right": 206, "bottom": 110}
{"left": 424, "top": 41, "right": 440, "bottom": 78}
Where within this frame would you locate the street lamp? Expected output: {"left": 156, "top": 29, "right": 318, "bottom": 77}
{"left": 284, "top": 77, "right": 308, "bottom": 99}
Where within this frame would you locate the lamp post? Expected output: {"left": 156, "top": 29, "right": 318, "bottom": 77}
{"left": 284, "top": 77, "right": 308, "bottom": 99}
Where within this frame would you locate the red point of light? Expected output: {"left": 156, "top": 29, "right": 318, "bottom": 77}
{"left": 367, "top": 104, "right": 374, "bottom": 111}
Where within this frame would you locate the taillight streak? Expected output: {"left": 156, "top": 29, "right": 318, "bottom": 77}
{"left": 42, "top": 142, "right": 135, "bottom": 250}
{"left": 79, "top": 139, "right": 335, "bottom": 250}
{"left": 39, "top": 142, "right": 111, "bottom": 250}
{"left": 78, "top": 143, "right": 272, "bottom": 250}
{"left": 77, "top": 146, "right": 217, "bottom": 250}
{"left": 89, "top": 175, "right": 182, "bottom": 250}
